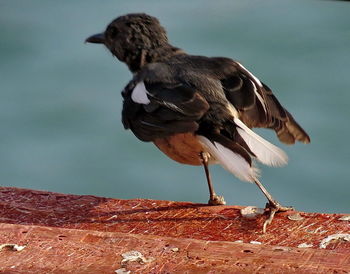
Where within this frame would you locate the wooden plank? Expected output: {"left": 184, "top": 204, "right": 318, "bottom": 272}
{"left": 0, "top": 187, "right": 349, "bottom": 273}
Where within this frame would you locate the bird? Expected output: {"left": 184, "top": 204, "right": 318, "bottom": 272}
{"left": 85, "top": 13, "right": 310, "bottom": 232}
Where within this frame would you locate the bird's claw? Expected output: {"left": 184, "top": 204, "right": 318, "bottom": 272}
{"left": 263, "top": 201, "right": 294, "bottom": 233}
{"left": 208, "top": 194, "right": 226, "bottom": 206}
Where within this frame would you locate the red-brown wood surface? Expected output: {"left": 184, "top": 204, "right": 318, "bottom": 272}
{"left": 0, "top": 187, "right": 349, "bottom": 273}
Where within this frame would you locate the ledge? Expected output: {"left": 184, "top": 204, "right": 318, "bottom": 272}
{"left": 0, "top": 187, "right": 349, "bottom": 273}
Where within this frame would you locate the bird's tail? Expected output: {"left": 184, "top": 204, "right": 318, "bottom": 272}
{"left": 198, "top": 135, "right": 259, "bottom": 182}
{"left": 198, "top": 118, "right": 288, "bottom": 183}
{"left": 234, "top": 118, "right": 288, "bottom": 167}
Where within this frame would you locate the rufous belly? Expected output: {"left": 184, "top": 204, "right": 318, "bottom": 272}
{"left": 153, "top": 133, "right": 204, "bottom": 166}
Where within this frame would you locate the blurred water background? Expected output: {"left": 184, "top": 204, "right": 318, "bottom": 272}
{"left": 1, "top": 0, "right": 349, "bottom": 213}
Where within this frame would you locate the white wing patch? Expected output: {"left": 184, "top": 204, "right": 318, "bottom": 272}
{"left": 236, "top": 62, "right": 262, "bottom": 87}
{"left": 236, "top": 62, "right": 267, "bottom": 113}
{"left": 131, "top": 81, "right": 151, "bottom": 104}
{"left": 234, "top": 118, "right": 288, "bottom": 167}
{"left": 198, "top": 136, "right": 259, "bottom": 182}
{"left": 250, "top": 79, "right": 267, "bottom": 113}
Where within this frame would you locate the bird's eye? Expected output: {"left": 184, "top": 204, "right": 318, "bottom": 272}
{"left": 108, "top": 27, "right": 119, "bottom": 39}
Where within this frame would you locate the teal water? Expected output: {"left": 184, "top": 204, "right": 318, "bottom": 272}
{"left": 1, "top": 1, "right": 349, "bottom": 213}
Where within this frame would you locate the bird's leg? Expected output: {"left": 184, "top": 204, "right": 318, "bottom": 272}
{"left": 254, "top": 179, "right": 293, "bottom": 233}
{"left": 200, "top": 152, "right": 226, "bottom": 206}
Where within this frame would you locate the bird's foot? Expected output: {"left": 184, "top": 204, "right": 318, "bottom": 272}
{"left": 263, "top": 201, "right": 294, "bottom": 233}
{"left": 208, "top": 194, "right": 226, "bottom": 206}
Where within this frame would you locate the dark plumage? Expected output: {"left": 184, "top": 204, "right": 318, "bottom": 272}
{"left": 86, "top": 13, "right": 310, "bottom": 232}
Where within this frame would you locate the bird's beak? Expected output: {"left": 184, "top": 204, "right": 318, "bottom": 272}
{"left": 85, "top": 33, "right": 105, "bottom": 44}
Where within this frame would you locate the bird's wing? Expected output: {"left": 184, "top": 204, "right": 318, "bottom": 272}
{"left": 122, "top": 80, "right": 210, "bottom": 142}
{"left": 221, "top": 60, "right": 310, "bottom": 144}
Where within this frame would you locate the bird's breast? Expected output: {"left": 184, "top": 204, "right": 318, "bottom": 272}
{"left": 153, "top": 133, "right": 204, "bottom": 166}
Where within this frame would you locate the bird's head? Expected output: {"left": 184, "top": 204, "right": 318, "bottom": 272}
{"left": 86, "top": 13, "right": 170, "bottom": 72}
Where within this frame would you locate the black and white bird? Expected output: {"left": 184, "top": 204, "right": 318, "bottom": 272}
{"left": 86, "top": 13, "right": 310, "bottom": 232}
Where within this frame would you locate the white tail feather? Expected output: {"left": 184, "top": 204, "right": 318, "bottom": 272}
{"left": 198, "top": 136, "right": 258, "bottom": 182}
{"left": 234, "top": 118, "right": 288, "bottom": 167}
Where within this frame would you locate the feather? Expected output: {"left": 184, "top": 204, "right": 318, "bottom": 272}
{"left": 198, "top": 136, "right": 259, "bottom": 182}
{"left": 234, "top": 118, "right": 288, "bottom": 166}
{"left": 250, "top": 79, "right": 267, "bottom": 113}
{"left": 235, "top": 62, "right": 267, "bottom": 113}
{"left": 131, "top": 81, "right": 151, "bottom": 104}
{"left": 235, "top": 61, "right": 263, "bottom": 87}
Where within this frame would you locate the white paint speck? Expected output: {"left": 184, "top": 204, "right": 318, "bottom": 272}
{"left": 121, "top": 250, "right": 154, "bottom": 264}
{"left": 319, "top": 233, "right": 350, "bottom": 249}
{"left": 250, "top": 241, "right": 262, "bottom": 245}
{"left": 240, "top": 206, "right": 265, "bottom": 219}
{"left": 115, "top": 268, "right": 130, "bottom": 274}
{"left": 287, "top": 213, "right": 304, "bottom": 221}
{"left": 297, "top": 243, "right": 313, "bottom": 248}
{"left": 0, "top": 244, "right": 26, "bottom": 252}
{"left": 339, "top": 215, "right": 350, "bottom": 221}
